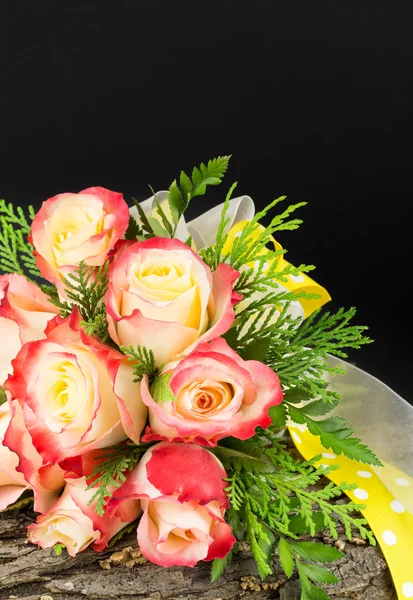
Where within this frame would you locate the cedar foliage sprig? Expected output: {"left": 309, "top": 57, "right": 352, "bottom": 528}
{"left": 210, "top": 438, "right": 374, "bottom": 595}
{"left": 44, "top": 260, "right": 110, "bottom": 342}
{"left": 121, "top": 345, "right": 157, "bottom": 382}
{"left": 200, "top": 194, "right": 307, "bottom": 271}
{"left": 86, "top": 443, "right": 152, "bottom": 516}
{"left": 0, "top": 199, "right": 41, "bottom": 278}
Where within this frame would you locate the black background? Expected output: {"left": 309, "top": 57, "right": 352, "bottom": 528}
{"left": 1, "top": 2, "right": 412, "bottom": 402}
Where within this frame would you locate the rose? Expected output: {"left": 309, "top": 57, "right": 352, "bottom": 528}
{"left": 1, "top": 398, "right": 64, "bottom": 512}
{"left": 30, "top": 186, "right": 129, "bottom": 288}
{"left": 5, "top": 309, "right": 147, "bottom": 463}
{"left": 106, "top": 237, "right": 241, "bottom": 366}
{"left": 28, "top": 476, "right": 140, "bottom": 556}
{"left": 141, "top": 337, "right": 283, "bottom": 445}
{"left": 0, "top": 274, "right": 58, "bottom": 384}
{"left": 0, "top": 400, "right": 29, "bottom": 510}
{"left": 109, "top": 442, "right": 235, "bottom": 567}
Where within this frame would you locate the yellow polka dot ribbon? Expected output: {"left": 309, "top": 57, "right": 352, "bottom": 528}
{"left": 289, "top": 426, "right": 413, "bottom": 599}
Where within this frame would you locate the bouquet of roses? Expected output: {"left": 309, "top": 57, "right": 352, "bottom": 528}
{"left": 0, "top": 156, "right": 380, "bottom": 598}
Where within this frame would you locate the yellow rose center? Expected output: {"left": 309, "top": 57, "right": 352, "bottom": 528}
{"left": 44, "top": 360, "right": 86, "bottom": 426}
{"left": 46, "top": 194, "right": 109, "bottom": 267}
{"left": 176, "top": 380, "right": 234, "bottom": 419}
{"left": 131, "top": 259, "right": 191, "bottom": 298}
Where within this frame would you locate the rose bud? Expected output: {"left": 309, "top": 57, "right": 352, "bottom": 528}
{"left": 106, "top": 237, "right": 241, "bottom": 366}
{"left": 28, "top": 476, "right": 140, "bottom": 556}
{"left": 30, "top": 186, "right": 129, "bottom": 290}
{"left": 142, "top": 337, "right": 283, "bottom": 445}
{"left": 109, "top": 442, "right": 236, "bottom": 568}
{"left": 5, "top": 309, "right": 147, "bottom": 463}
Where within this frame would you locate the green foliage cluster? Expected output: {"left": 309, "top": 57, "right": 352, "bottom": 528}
{"left": 127, "top": 156, "right": 231, "bottom": 240}
{"left": 121, "top": 345, "right": 157, "bottom": 382}
{"left": 210, "top": 438, "right": 374, "bottom": 596}
{"left": 201, "top": 194, "right": 376, "bottom": 466}
{"left": 86, "top": 442, "right": 152, "bottom": 516}
{"left": 0, "top": 199, "right": 40, "bottom": 278}
{"left": 45, "top": 260, "right": 110, "bottom": 342}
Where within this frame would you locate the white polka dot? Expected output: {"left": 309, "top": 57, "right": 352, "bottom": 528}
{"left": 290, "top": 273, "right": 305, "bottom": 283}
{"left": 322, "top": 452, "right": 336, "bottom": 459}
{"left": 402, "top": 582, "right": 413, "bottom": 598}
{"left": 396, "top": 478, "right": 411, "bottom": 487}
{"left": 390, "top": 500, "right": 405, "bottom": 514}
{"left": 234, "top": 231, "right": 242, "bottom": 238}
{"left": 382, "top": 530, "right": 397, "bottom": 546}
{"left": 291, "top": 431, "right": 302, "bottom": 444}
{"left": 357, "top": 470, "right": 372, "bottom": 478}
{"left": 354, "top": 488, "right": 369, "bottom": 500}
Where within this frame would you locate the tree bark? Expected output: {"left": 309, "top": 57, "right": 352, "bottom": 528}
{"left": 0, "top": 507, "right": 396, "bottom": 600}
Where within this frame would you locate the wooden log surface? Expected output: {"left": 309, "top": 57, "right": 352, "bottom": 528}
{"left": 0, "top": 506, "right": 396, "bottom": 600}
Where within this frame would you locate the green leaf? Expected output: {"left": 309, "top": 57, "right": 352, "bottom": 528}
{"left": 278, "top": 538, "right": 294, "bottom": 577}
{"left": 168, "top": 180, "right": 185, "bottom": 223}
{"left": 0, "top": 199, "right": 41, "bottom": 278}
{"left": 132, "top": 199, "right": 155, "bottom": 237}
{"left": 241, "top": 338, "right": 270, "bottom": 361}
{"left": 120, "top": 345, "right": 157, "bottom": 383}
{"left": 288, "top": 512, "right": 325, "bottom": 535}
{"left": 210, "top": 551, "right": 233, "bottom": 583}
{"left": 151, "top": 372, "right": 176, "bottom": 403}
{"left": 289, "top": 541, "right": 344, "bottom": 563}
{"left": 287, "top": 405, "right": 382, "bottom": 466}
{"left": 299, "top": 563, "right": 339, "bottom": 584}
{"left": 269, "top": 403, "right": 287, "bottom": 428}
{"left": 124, "top": 215, "right": 144, "bottom": 240}
{"left": 258, "top": 524, "right": 275, "bottom": 563}
{"left": 191, "top": 156, "right": 231, "bottom": 199}
{"left": 86, "top": 443, "right": 150, "bottom": 515}
{"left": 296, "top": 559, "right": 312, "bottom": 591}
{"left": 154, "top": 199, "right": 174, "bottom": 236}
{"left": 185, "top": 235, "right": 193, "bottom": 247}
{"left": 164, "top": 156, "right": 231, "bottom": 235}
{"left": 54, "top": 543, "right": 66, "bottom": 556}
{"left": 179, "top": 171, "right": 193, "bottom": 197}
{"left": 51, "top": 261, "right": 110, "bottom": 342}
{"left": 228, "top": 507, "right": 244, "bottom": 541}
{"left": 302, "top": 585, "right": 331, "bottom": 600}
{"left": 0, "top": 385, "right": 7, "bottom": 406}
{"left": 147, "top": 216, "right": 169, "bottom": 238}
{"left": 284, "top": 388, "right": 312, "bottom": 404}
{"left": 301, "top": 398, "right": 340, "bottom": 417}
{"left": 212, "top": 439, "right": 270, "bottom": 472}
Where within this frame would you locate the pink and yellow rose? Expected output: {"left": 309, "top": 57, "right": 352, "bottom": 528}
{"left": 106, "top": 237, "right": 241, "bottom": 366}
{"left": 110, "top": 442, "right": 235, "bottom": 567}
{"left": 28, "top": 475, "right": 140, "bottom": 556}
{"left": 30, "top": 186, "right": 129, "bottom": 289}
{"left": 5, "top": 309, "right": 147, "bottom": 463}
{"left": 1, "top": 398, "right": 64, "bottom": 512}
{"left": 0, "top": 274, "right": 58, "bottom": 384}
{"left": 142, "top": 337, "right": 283, "bottom": 445}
